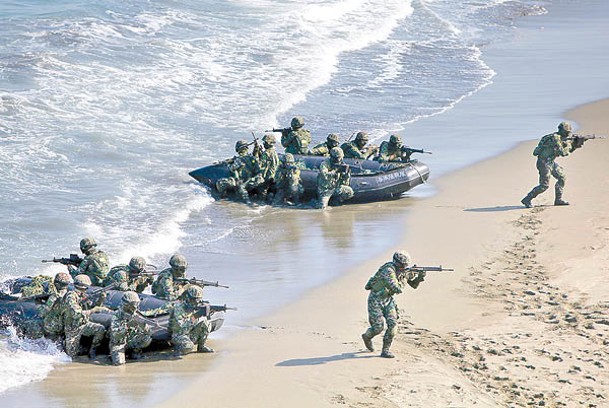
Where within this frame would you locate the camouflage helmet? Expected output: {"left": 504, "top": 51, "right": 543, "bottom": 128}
{"left": 291, "top": 116, "right": 304, "bottom": 129}
{"left": 326, "top": 133, "right": 340, "bottom": 146}
{"left": 128, "top": 256, "right": 146, "bottom": 273}
{"left": 184, "top": 285, "right": 204, "bottom": 301}
{"left": 355, "top": 132, "right": 369, "bottom": 142}
{"left": 389, "top": 135, "right": 402, "bottom": 146}
{"left": 54, "top": 272, "right": 71, "bottom": 287}
{"left": 235, "top": 140, "right": 249, "bottom": 152}
{"left": 284, "top": 153, "right": 295, "bottom": 164}
{"left": 74, "top": 274, "right": 92, "bottom": 289}
{"left": 558, "top": 122, "right": 572, "bottom": 133}
{"left": 79, "top": 237, "right": 97, "bottom": 252}
{"left": 121, "top": 291, "right": 140, "bottom": 305}
{"left": 169, "top": 253, "right": 188, "bottom": 269}
{"left": 329, "top": 147, "right": 344, "bottom": 161}
{"left": 114, "top": 270, "right": 128, "bottom": 282}
{"left": 262, "top": 134, "right": 276, "bottom": 145}
{"left": 392, "top": 250, "right": 411, "bottom": 267}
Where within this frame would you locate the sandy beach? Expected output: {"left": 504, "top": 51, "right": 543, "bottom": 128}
{"left": 157, "top": 98, "right": 609, "bottom": 408}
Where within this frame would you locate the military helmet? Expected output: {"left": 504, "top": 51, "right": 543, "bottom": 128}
{"left": 184, "top": 285, "right": 204, "bottom": 301}
{"left": 355, "top": 132, "right": 369, "bottom": 142}
{"left": 327, "top": 133, "right": 340, "bottom": 144}
{"left": 121, "top": 291, "right": 140, "bottom": 305}
{"left": 284, "top": 153, "right": 295, "bottom": 164}
{"left": 329, "top": 147, "right": 344, "bottom": 161}
{"left": 392, "top": 250, "right": 411, "bottom": 267}
{"left": 389, "top": 135, "right": 402, "bottom": 145}
{"left": 262, "top": 134, "right": 276, "bottom": 145}
{"left": 235, "top": 140, "right": 249, "bottom": 152}
{"left": 74, "top": 274, "right": 92, "bottom": 289}
{"left": 54, "top": 272, "right": 71, "bottom": 287}
{"left": 128, "top": 256, "right": 146, "bottom": 273}
{"left": 169, "top": 253, "right": 188, "bottom": 268}
{"left": 291, "top": 116, "right": 304, "bottom": 129}
{"left": 558, "top": 122, "right": 572, "bottom": 133}
{"left": 80, "top": 237, "right": 97, "bottom": 252}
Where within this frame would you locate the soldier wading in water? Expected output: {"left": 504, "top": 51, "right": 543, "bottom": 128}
{"left": 362, "top": 250, "right": 425, "bottom": 358}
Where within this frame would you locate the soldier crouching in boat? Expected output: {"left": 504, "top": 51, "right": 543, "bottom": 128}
{"left": 316, "top": 147, "right": 354, "bottom": 209}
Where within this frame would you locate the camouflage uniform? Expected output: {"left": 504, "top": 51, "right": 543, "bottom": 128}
{"left": 281, "top": 116, "right": 311, "bottom": 155}
{"left": 317, "top": 148, "right": 354, "bottom": 209}
{"left": 104, "top": 261, "right": 152, "bottom": 293}
{"left": 68, "top": 247, "right": 110, "bottom": 286}
{"left": 522, "top": 122, "right": 580, "bottom": 207}
{"left": 41, "top": 287, "right": 68, "bottom": 340}
{"left": 309, "top": 134, "right": 340, "bottom": 157}
{"left": 19, "top": 275, "right": 55, "bottom": 298}
{"left": 216, "top": 140, "right": 260, "bottom": 203}
{"left": 243, "top": 135, "right": 279, "bottom": 199}
{"left": 20, "top": 275, "right": 59, "bottom": 338}
{"left": 152, "top": 254, "right": 189, "bottom": 301}
{"left": 109, "top": 292, "right": 155, "bottom": 366}
{"left": 362, "top": 252, "right": 424, "bottom": 358}
{"left": 273, "top": 154, "right": 304, "bottom": 205}
{"left": 169, "top": 299, "right": 211, "bottom": 354}
{"left": 60, "top": 288, "right": 106, "bottom": 358}
{"left": 376, "top": 134, "right": 405, "bottom": 162}
{"left": 341, "top": 132, "right": 377, "bottom": 160}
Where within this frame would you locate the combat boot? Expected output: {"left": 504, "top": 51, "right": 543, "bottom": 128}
{"left": 380, "top": 350, "right": 395, "bottom": 359}
{"left": 197, "top": 345, "right": 215, "bottom": 353}
{"left": 361, "top": 333, "right": 374, "bottom": 352}
{"left": 380, "top": 338, "right": 394, "bottom": 358}
{"left": 554, "top": 199, "right": 570, "bottom": 206}
{"left": 521, "top": 196, "right": 533, "bottom": 208}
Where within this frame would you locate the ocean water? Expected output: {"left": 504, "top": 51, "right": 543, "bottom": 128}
{"left": 1, "top": 0, "right": 609, "bottom": 395}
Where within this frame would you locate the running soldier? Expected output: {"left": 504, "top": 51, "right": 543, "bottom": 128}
{"left": 361, "top": 250, "right": 425, "bottom": 358}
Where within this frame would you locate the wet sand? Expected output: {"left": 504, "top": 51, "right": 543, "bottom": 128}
{"left": 159, "top": 98, "right": 609, "bottom": 407}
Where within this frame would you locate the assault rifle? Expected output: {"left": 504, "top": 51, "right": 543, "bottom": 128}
{"left": 407, "top": 265, "right": 454, "bottom": 273}
{"left": 564, "top": 134, "right": 606, "bottom": 148}
{"left": 88, "top": 281, "right": 119, "bottom": 296}
{"left": 400, "top": 146, "right": 432, "bottom": 162}
{"left": 41, "top": 254, "right": 83, "bottom": 267}
{"left": 193, "top": 303, "right": 238, "bottom": 318}
{"left": 176, "top": 277, "right": 229, "bottom": 289}
{"left": 267, "top": 127, "right": 292, "bottom": 136}
{"left": 250, "top": 132, "right": 262, "bottom": 157}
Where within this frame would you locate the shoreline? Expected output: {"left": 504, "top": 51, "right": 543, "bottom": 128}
{"left": 156, "top": 99, "right": 609, "bottom": 407}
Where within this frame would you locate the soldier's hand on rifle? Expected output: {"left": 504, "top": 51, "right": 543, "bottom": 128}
{"left": 572, "top": 136, "right": 586, "bottom": 149}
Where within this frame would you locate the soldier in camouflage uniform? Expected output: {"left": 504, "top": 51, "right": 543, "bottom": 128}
{"left": 272, "top": 153, "right": 304, "bottom": 206}
{"left": 151, "top": 254, "right": 190, "bottom": 301}
{"left": 341, "top": 132, "right": 378, "bottom": 160}
{"left": 60, "top": 274, "right": 107, "bottom": 358}
{"left": 109, "top": 291, "right": 153, "bottom": 365}
{"left": 41, "top": 272, "right": 71, "bottom": 341}
{"left": 242, "top": 134, "right": 280, "bottom": 200}
{"left": 19, "top": 275, "right": 55, "bottom": 298}
{"left": 521, "top": 122, "right": 583, "bottom": 208}
{"left": 376, "top": 135, "right": 403, "bottom": 162}
{"left": 67, "top": 237, "right": 110, "bottom": 286}
{"left": 169, "top": 285, "right": 214, "bottom": 354}
{"left": 216, "top": 140, "right": 260, "bottom": 203}
{"left": 104, "top": 256, "right": 153, "bottom": 293}
{"left": 309, "top": 133, "right": 340, "bottom": 156}
{"left": 281, "top": 116, "right": 312, "bottom": 155}
{"left": 361, "top": 251, "right": 425, "bottom": 358}
{"left": 316, "top": 147, "right": 354, "bottom": 209}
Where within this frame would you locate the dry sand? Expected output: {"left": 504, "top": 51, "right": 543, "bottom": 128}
{"left": 159, "top": 98, "right": 609, "bottom": 408}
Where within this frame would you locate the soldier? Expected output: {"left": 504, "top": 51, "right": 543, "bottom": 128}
{"left": 216, "top": 140, "right": 260, "bottom": 203}
{"left": 361, "top": 250, "right": 425, "bottom": 358}
{"left": 272, "top": 153, "right": 304, "bottom": 206}
{"left": 521, "top": 122, "right": 583, "bottom": 208}
{"left": 109, "top": 291, "right": 153, "bottom": 365}
{"left": 309, "top": 133, "right": 340, "bottom": 156}
{"left": 67, "top": 237, "right": 110, "bottom": 286}
{"left": 151, "top": 253, "right": 190, "bottom": 301}
{"left": 341, "top": 132, "right": 378, "bottom": 160}
{"left": 41, "top": 272, "right": 71, "bottom": 341}
{"left": 316, "top": 147, "right": 354, "bottom": 209}
{"left": 169, "top": 285, "right": 214, "bottom": 354}
{"left": 280, "top": 116, "right": 312, "bottom": 155}
{"left": 243, "top": 134, "right": 280, "bottom": 200}
{"left": 376, "top": 134, "right": 404, "bottom": 162}
{"left": 104, "top": 256, "right": 153, "bottom": 293}
{"left": 60, "top": 274, "right": 107, "bottom": 359}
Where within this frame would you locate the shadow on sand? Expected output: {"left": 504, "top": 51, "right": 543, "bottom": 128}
{"left": 276, "top": 351, "right": 376, "bottom": 367}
